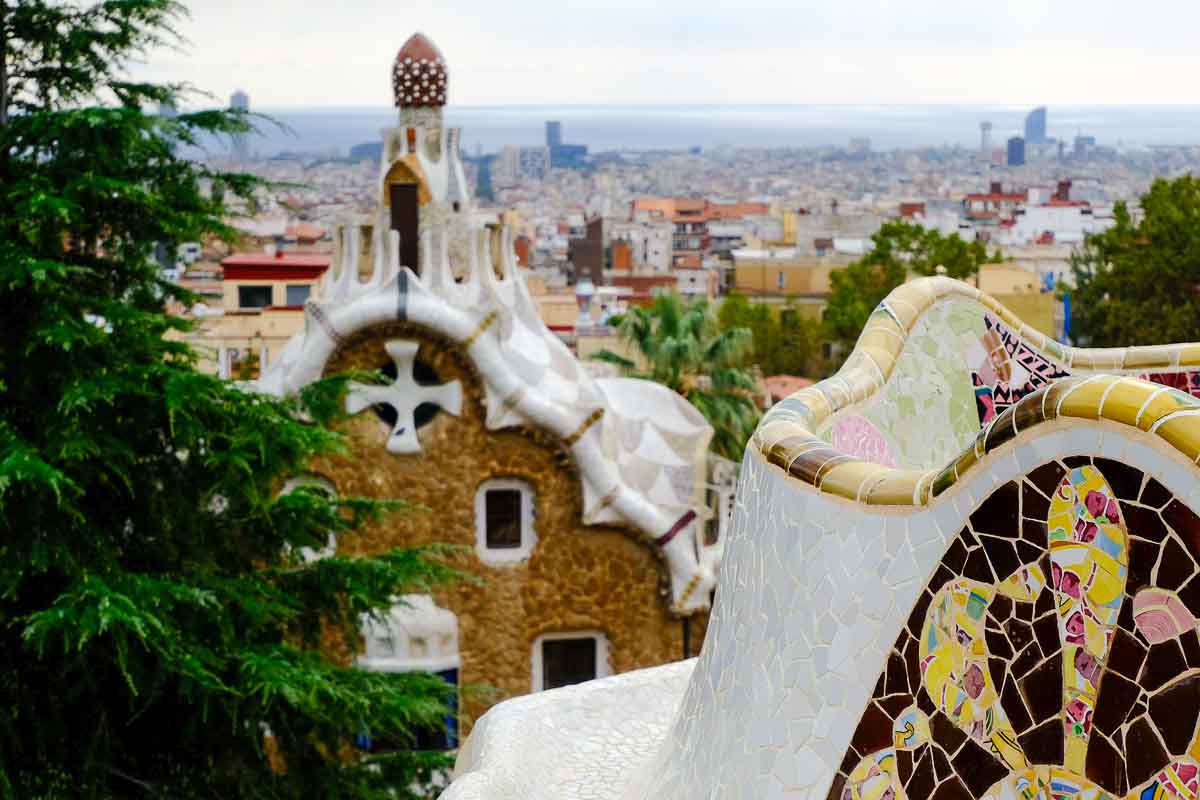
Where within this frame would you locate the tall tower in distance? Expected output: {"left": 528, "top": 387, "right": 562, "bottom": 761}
{"left": 229, "top": 89, "right": 250, "bottom": 161}
{"left": 546, "top": 120, "right": 562, "bottom": 149}
{"left": 1007, "top": 136, "right": 1026, "bottom": 167}
{"left": 1024, "top": 106, "right": 1047, "bottom": 145}
{"left": 980, "top": 121, "right": 992, "bottom": 154}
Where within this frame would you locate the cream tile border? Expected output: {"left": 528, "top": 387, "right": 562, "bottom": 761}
{"left": 754, "top": 277, "right": 1200, "bottom": 505}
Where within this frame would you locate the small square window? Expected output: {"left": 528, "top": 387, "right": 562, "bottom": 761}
{"left": 485, "top": 489, "right": 522, "bottom": 549}
{"left": 475, "top": 479, "right": 536, "bottom": 563}
{"left": 532, "top": 632, "right": 610, "bottom": 692}
{"left": 238, "top": 285, "right": 272, "bottom": 309}
{"left": 285, "top": 284, "right": 310, "bottom": 306}
{"left": 541, "top": 638, "right": 596, "bottom": 690}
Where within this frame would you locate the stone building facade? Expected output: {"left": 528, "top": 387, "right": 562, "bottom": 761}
{"left": 259, "top": 32, "right": 724, "bottom": 735}
{"left": 313, "top": 322, "right": 708, "bottom": 724}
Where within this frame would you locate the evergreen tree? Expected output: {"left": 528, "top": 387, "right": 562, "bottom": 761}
{"left": 592, "top": 292, "right": 760, "bottom": 461}
{"left": 1069, "top": 176, "right": 1200, "bottom": 346}
{"left": 0, "top": 2, "right": 458, "bottom": 796}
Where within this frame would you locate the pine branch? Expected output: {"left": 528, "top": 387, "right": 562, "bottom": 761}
{"left": 1, "top": 0, "right": 8, "bottom": 130}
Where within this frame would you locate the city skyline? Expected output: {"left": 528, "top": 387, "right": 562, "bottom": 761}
{"left": 135, "top": 0, "right": 1200, "bottom": 108}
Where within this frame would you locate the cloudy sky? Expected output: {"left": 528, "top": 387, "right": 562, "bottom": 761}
{"left": 139, "top": 0, "right": 1200, "bottom": 108}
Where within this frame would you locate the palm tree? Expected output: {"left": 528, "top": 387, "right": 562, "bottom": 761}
{"left": 592, "top": 292, "right": 760, "bottom": 461}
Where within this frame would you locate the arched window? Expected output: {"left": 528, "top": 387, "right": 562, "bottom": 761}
{"left": 474, "top": 478, "right": 537, "bottom": 564}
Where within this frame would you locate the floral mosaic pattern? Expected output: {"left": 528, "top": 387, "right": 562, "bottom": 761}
{"left": 831, "top": 415, "right": 898, "bottom": 469}
{"left": 834, "top": 458, "right": 1200, "bottom": 800}
{"left": 969, "top": 314, "right": 1071, "bottom": 427}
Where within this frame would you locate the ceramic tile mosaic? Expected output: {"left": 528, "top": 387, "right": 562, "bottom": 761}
{"left": 445, "top": 278, "right": 1200, "bottom": 800}
{"left": 817, "top": 299, "right": 987, "bottom": 471}
{"left": 970, "top": 313, "right": 1072, "bottom": 426}
{"left": 833, "top": 455, "right": 1200, "bottom": 800}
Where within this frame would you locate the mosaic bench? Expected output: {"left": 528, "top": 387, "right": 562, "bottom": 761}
{"left": 443, "top": 276, "right": 1200, "bottom": 800}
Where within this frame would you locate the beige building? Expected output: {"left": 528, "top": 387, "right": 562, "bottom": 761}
{"left": 731, "top": 248, "right": 855, "bottom": 317}
{"left": 731, "top": 249, "right": 1059, "bottom": 337}
{"left": 176, "top": 250, "right": 329, "bottom": 377}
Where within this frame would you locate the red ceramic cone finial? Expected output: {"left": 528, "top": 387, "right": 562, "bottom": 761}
{"left": 392, "top": 33, "right": 447, "bottom": 109}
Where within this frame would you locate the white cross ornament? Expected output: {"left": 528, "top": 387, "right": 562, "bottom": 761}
{"left": 345, "top": 340, "right": 462, "bottom": 454}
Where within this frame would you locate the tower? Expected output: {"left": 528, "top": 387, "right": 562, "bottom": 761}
{"left": 1025, "top": 106, "right": 1047, "bottom": 145}
{"left": 980, "top": 121, "right": 992, "bottom": 154}
{"left": 1007, "top": 136, "right": 1026, "bottom": 167}
{"left": 377, "top": 32, "right": 471, "bottom": 275}
{"left": 546, "top": 120, "right": 562, "bottom": 149}
{"left": 229, "top": 89, "right": 250, "bottom": 160}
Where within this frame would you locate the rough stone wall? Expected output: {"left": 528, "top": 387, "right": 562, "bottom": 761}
{"left": 313, "top": 321, "right": 707, "bottom": 727}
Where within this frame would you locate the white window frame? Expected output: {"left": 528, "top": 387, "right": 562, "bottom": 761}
{"left": 474, "top": 478, "right": 537, "bottom": 565}
{"left": 530, "top": 631, "right": 611, "bottom": 692}
{"left": 280, "top": 476, "right": 337, "bottom": 562}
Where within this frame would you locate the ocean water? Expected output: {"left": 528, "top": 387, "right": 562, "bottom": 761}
{"left": 227, "top": 105, "right": 1200, "bottom": 158}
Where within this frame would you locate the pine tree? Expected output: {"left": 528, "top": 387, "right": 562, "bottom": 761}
{"left": 0, "top": 2, "right": 458, "bottom": 796}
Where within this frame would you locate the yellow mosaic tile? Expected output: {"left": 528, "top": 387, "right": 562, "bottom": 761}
{"left": 1069, "top": 347, "right": 1125, "bottom": 371}
{"left": 1121, "top": 344, "right": 1179, "bottom": 371}
{"left": 952, "top": 443, "right": 980, "bottom": 481}
{"left": 1041, "top": 338, "right": 1069, "bottom": 365}
{"left": 1097, "top": 379, "right": 1157, "bottom": 428}
{"left": 765, "top": 434, "right": 822, "bottom": 467}
{"left": 1016, "top": 323, "right": 1049, "bottom": 353}
{"left": 1179, "top": 344, "right": 1200, "bottom": 367}
{"left": 858, "top": 312, "right": 906, "bottom": 346}
{"left": 1135, "top": 384, "right": 1200, "bottom": 431}
{"left": 794, "top": 387, "right": 832, "bottom": 422}
{"left": 883, "top": 283, "right": 937, "bottom": 326}
{"left": 859, "top": 345, "right": 897, "bottom": 381}
{"left": 1039, "top": 377, "right": 1084, "bottom": 420}
{"left": 862, "top": 470, "right": 929, "bottom": 506}
{"left": 1057, "top": 375, "right": 1122, "bottom": 419}
{"left": 1153, "top": 413, "right": 1200, "bottom": 463}
{"left": 817, "top": 460, "right": 883, "bottom": 501}
{"left": 840, "top": 350, "right": 885, "bottom": 387}
{"left": 790, "top": 448, "right": 851, "bottom": 485}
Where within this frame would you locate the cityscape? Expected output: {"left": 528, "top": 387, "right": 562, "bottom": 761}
{"left": 175, "top": 88, "right": 1200, "bottom": 379}
{"left": 6, "top": 3, "right": 1200, "bottom": 800}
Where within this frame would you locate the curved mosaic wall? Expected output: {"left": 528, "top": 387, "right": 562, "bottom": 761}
{"left": 442, "top": 278, "right": 1200, "bottom": 800}
{"left": 835, "top": 453, "right": 1200, "bottom": 800}
{"left": 757, "top": 277, "right": 1200, "bottom": 506}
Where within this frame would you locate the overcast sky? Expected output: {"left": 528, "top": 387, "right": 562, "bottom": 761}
{"left": 138, "top": 0, "right": 1200, "bottom": 108}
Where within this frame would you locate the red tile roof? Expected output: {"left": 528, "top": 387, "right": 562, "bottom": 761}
{"left": 221, "top": 252, "right": 331, "bottom": 268}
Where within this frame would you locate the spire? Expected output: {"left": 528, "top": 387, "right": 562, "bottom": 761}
{"left": 392, "top": 33, "right": 447, "bottom": 109}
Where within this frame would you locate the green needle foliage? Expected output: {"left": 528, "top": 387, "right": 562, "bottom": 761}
{"left": 1069, "top": 176, "right": 1200, "bottom": 347}
{"left": 591, "top": 292, "right": 760, "bottom": 461}
{"left": 822, "top": 220, "right": 1002, "bottom": 354}
{"left": 0, "top": 2, "right": 459, "bottom": 797}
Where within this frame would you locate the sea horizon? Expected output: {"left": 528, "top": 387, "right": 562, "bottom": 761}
{"left": 214, "top": 104, "right": 1200, "bottom": 158}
